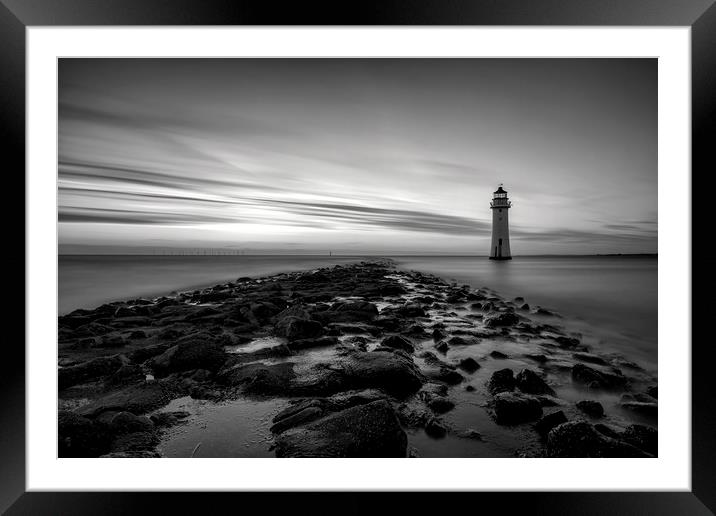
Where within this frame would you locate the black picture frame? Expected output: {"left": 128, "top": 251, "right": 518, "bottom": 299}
{"left": 5, "top": 1, "right": 714, "bottom": 514}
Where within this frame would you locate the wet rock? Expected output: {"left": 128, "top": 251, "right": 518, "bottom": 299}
{"left": 620, "top": 424, "right": 657, "bottom": 456}
{"left": 110, "top": 431, "right": 159, "bottom": 453}
{"left": 458, "top": 357, "right": 481, "bottom": 373}
{"left": 594, "top": 423, "right": 622, "bottom": 440}
{"left": 573, "top": 352, "right": 608, "bottom": 365}
{"left": 469, "top": 303, "right": 483, "bottom": 311}
{"left": 271, "top": 404, "right": 325, "bottom": 434}
{"left": 524, "top": 353, "right": 548, "bottom": 363}
{"left": 571, "top": 363, "right": 627, "bottom": 390}
{"left": 105, "top": 363, "right": 145, "bottom": 386}
{"left": 427, "top": 396, "right": 455, "bottom": 414}
{"left": 426, "top": 366, "right": 464, "bottom": 385}
{"left": 576, "top": 400, "right": 605, "bottom": 418}
{"left": 100, "top": 411, "right": 154, "bottom": 434}
{"left": 620, "top": 401, "right": 658, "bottom": 417}
{"left": 275, "top": 400, "right": 407, "bottom": 457}
{"left": 114, "top": 306, "right": 136, "bottom": 318}
{"left": 432, "top": 328, "right": 447, "bottom": 341}
{"left": 535, "top": 307, "right": 556, "bottom": 316}
{"left": 77, "top": 382, "right": 172, "bottom": 417}
{"left": 393, "top": 303, "right": 427, "bottom": 318}
{"left": 127, "top": 330, "right": 147, "bottom": 339}
{"left": 485, "top": 312, "right": 520, "bottom": 328}
{"left": 276, "top": 317, "right": 325, "bottom": 341}
{"left": 218, "top": 362, "right": 296, "bottom": 395}
{"left": 646, "top": 386, "right": 658, "bottom": 399}
{"left": 288, "top": 336, "right": 338, "bottom": 351}
{"left": 149, "top": 411, "right": 190, "bottom": 427}
{"left": 98, "top": 335, "right": 128, "bottom": 348}
{"left": 465, "top": 385, "right": 476, "bottom": 392}
{"left": 546, "top": 421, "right": 651, "bottom": 457}
{"left": 493, "top": 392, "right": 542, "bottom": 425}
{"left": 59, "top": 355, "right": 127, "bottom": 390}
{"left": 381, "top": 335, "right": 415, "bottom": 353}
{"left": 458, "top": 429, "right": 483, "bottom": 440}
{"left": 515, "top": 369, "right": 555, "bottom": 396}
{"left": 447, "top": 336, "right": 479, "bottom": 346}
{"left": 488, "top": 368, "right": 515, "bottom": 394}
{"left": 425, "top": 417, "right": 448, "bottom": 438}
{"left": 149, "top": 335, "right": 227, "bottom": 376}
{"left": 128, "top": 342, "right": 171, "bottom": 363}
{"left": 100, "top": 451, "right": 162, "bottom": 458}
{"left": 554, "top": 336, "right": 580, "bottom": 348}
{"left": 434, "top": 341, "right": 449, "bottom": 353}
{"left": 520, "top": 303, "right": 530, "bottom": 311}
{"left": 490, "top": 350, "right": 509, "bottom": 359}
{"left": 534, "top": 410, "right": 568, "bottom": 438}
{"left": 58, "top": 411, "right": 111, "bottom": 457}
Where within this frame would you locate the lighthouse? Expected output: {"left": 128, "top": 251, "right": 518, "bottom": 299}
{"left": 489, "top": 184, "right": 512, "bottom": 260}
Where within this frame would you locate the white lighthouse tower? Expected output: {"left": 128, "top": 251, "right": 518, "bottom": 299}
{"left": 489, "top": 184, "right": 512, "bottom": 260}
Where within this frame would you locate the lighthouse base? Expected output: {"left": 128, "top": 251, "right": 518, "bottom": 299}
{"left": 489, "top": 256, "right": 512, "bottom": 260}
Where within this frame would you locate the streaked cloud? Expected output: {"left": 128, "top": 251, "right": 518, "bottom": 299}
{"left": 58, "top": 58, "right": 657, "bottom": 254}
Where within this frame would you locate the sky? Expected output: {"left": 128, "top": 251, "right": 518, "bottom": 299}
{"left": 58, "top": 58, "right": 657, "bottom": 255}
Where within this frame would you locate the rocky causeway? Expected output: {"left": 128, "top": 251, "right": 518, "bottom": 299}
{"left": 58, "top": 259, "right": 658, "bottom": 458}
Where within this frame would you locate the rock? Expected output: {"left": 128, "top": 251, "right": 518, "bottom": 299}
{"left": 77, "top": 382, "right": 171, "bottom": 417}
{"left": 150, "top": 411, "right": 190, "bottom": 427}
{"left": 105, "top": 364, "right": 145, "bottom": 386}
{"left": 271, "top": 404, "right": 325, "bottom": 434}
{"left": 485, "top": 312, "right": 520, "bottom": 328}
{"left": 274, "top": 400, "right": 407, "bottom": 457}
{"left": 576, "top": 400, "right": 605, "bottom": 418}
{"left": 465, "top": 385, "right": 476, "bottom": 392}
{"left": 646, "top": 386, "right": 658, "bottom": 399}
{"left": 58, "top": 411, "right": 111, "bottom": 457}
{"left": 393, "top": 303, "right": 426, "bottom": 318}
{"left": 425, "top": 417, "right": 448, "bottom": 438}
{"left": 469, "top": 303, "right": 483, "bottom": 311}
{"left": 488, "top": 368, "right": 515, "bottom": 394}
{"left": 458, "top": 429, "right": 483, "bottom": 440}
{"left": 110, "top": 431, "right": 159, "bottom": 453}
{"left": 447, "top": 336, "right": 479, "bottom": 346}
{"left": 536, "top": 307, "right": 555, "bottom": 316}
{"left": 427, "top": 397, "right": 455, "bottom": 414}
{"left": 458, "top": 357, "right": 480, "bottom": 373}
{"left": 102, "top": 411, "right": 154, "bottom": 434}
{"left": 149, "top": 335, "right": 227, "bottom": 376}
{"left": 515, "top": 369, "right": 555, "bottom": 396}
{"left": 490, "top": 350, "right": 509, "bottom": 359}
{"left": 554, "top": 336, "right": 580, "bottom": 348}
{"left": 128, "top": 330, "right": 147, "bottom": 339}
{"left": 276, "top": 318, "right": 325, "bottom": 341}
{"left": 114, "top": 306, "right": 136, "bottom": 318}
{"left": 381, "top": 335, "right": 415, "bottom": 353}
{"left": 493, "top": 392, "right": 543, "bottom": 425}
{"left": 571, "top": 363, "right": 627, "bottom": 390}
{"left": 218, "top": 362, "right": 296, "bottom": 395}
{"left": 288, "top": 336, "right": 338, "bottom": 351}
{"left": 100, "top": 451, "right": 162, "bottom": 458}
{"left": 434, "top": 341, "right": 449, "bottom": 353}
{"left": 524, "top": 353, "right": 548, "bottom": 363}
{"left": 426, "top": 366, "right": 464, "bottom": 385}
{"left": 594, "top": 423, "right": 622, "bottom": 440}
{"left": 520, "top": 303, "right": 530, "bottom": 311}
{"left": 546, "top": 421, "right": 651, "bottom": 457}
{"left": 620, "top": 401, "right": 658, "bottom": 417}
{"left": 59, "top": 355, "right": 127, "bottom": 390}
{"left": 432, "top": 328, "right": 447, "bottom": 341}
{"left": 620, "top": 424, "right": 657, "bottom": 456}
{"left": 573, "top": 352, "right": 608, "bottom": 365}
{"left": 534, "top": 410, "right": 568, "bottom": 438}
{"left": 128, "top": 342, "right": 171, "bottom": 363}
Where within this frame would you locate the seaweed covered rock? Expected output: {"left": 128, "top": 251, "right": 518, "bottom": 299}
{"left": 149, "top": 334, "right": 227, "bottom": 376}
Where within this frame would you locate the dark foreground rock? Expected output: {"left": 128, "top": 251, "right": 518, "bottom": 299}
{"left": 493, "top": 392, "right": 543, "bottom": 425}
{"left": 274, "top": 400, "right": 407, "bottom": 457}
{"left": 546, "top": 421, "right": 652, "bottom": 457}
{"left": 534, "top": 410, "right": 568, "bottom": 438}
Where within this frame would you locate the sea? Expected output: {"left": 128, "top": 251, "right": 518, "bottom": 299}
{"left": 58, "top": 254, "right": 657, "bottom": 369}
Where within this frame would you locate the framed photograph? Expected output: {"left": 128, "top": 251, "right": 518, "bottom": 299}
{"left": 7, "top": 0, "right": 713, "bottom": 513}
